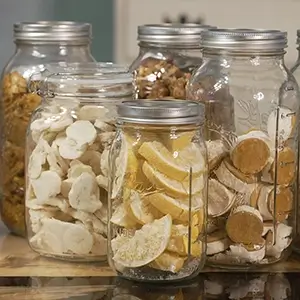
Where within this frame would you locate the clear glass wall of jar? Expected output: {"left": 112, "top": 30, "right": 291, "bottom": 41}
{"left": 107, "top": 100, "right": 207, "bottom": 282}
{"left": 129, "top": 24, "right": 216, "bottom": 100}
{"left": 187, "top": 29, "right": 300, "bottom": 268}
{"left": 25, "top": 62, "right": 133, "bottom": 261}
{"left": 0, "top": 21, "right": 95, "bottom": 236}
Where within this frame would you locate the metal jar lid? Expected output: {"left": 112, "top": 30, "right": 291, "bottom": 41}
{"left": 137, "top": 23, "right": 216, "bottom": 47}
{"left": 117, "top": 99, "right": 205, "bottom": 125}
{"left": 201, "top": 28, "right": 287, "bottom": 51}
{"left": 14, "top": 21, "right": 92, "bottom": 44}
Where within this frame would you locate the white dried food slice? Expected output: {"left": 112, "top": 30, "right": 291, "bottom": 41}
{"left": 31, "top": 171, "right": 61, "bottom": 203}
{"left": 28, "top": 209, "right": 57, "bottom": 233}
{"left": 208, "top": 178, "right": 236, "bottom": 217}
{"left": 94, "top": 205, "right": 108, "bottom": 224}
{"left": 229, "top": 240, "right": 266, "bottom": 263}
{"left": 68, "top": 208, "right": 107, "bottom": 235}
{"left": 96, "top": 174, "right": 108, "bottom": 191}
{"left": 58, "top": 137, "right": 87, "bottom": 160}
{"left": 53, "top": 132, "right": 67, "bottom": 147}
{"left": 110, "top": 203, "right": 137, "bottom": 228}
{"left": 30, "top": 118, "right": 52, "bottom": 132}
{"left": 98, "top": 132, "right": 116, "bottom": 149}
{"left": 206, "top": 140, "right": 227, "bottom": 171}
{"left": 49, "top": 114, "right": 74, "bottom": 132}
{"left": 94, "top": 119, "right": 114, "bottom": 132}
{"left": 226, "top": 205, "right": 263, "bottom": 245}
{"left": 112, "top": 215, "right": 172, "bottom": 268}
{"left": 66, "top": 120, "right": 97, "bottom": 147}
{"left": 230, "top": 130, "right": 271, "bottom": 174}
{"left": 261, "top": 147, "right": 295, "bottom": 186}
{"left": 79, "top": 150, "right": 102, "bottom": 175}
{"left": 90, "top": 233, "right": 107, "bottom": 255}
{"left": 267, "top": 107, "right": 296, "bottom": 143}
{"left": 257, "top": 185, "right": 293, "bottom": 222}
{"left": 26, "top": 197, "right": 66, "bottom": 209}
{"left": 262, "top": 221, "right": 274, "bottom": 236}
{"left": 67, "top": 160, "right": 94, "bottom": 179}
{"left": 214, "top": 161, "right": 248, "bottom": 193}
{"left": 68, "top": 172, "right": 102, "bottom": 213}
{"left": 78, "top": 105, "right": 109, "bottom": 121}
{"left": 266, "top": 223, "right": 292, "bottom": 259}
{"left": 207, "top": 230, "right": 230, "bottom": 255}
{"left": 61, "top": 180, "right": 72, "bottom": 198}
{"left": 100, "top": 149, "right": 109, "bottom": 177}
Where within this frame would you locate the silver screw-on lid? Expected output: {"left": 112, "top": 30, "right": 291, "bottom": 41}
{"left": 14, "top": 21, "right": 92, "bottom": 43}
{"left": 138, "top": 23, "right": 216, "bottom": 47}
{"left": 201, "top": 28, "right": 287, "bottom": 51}
{"left": 117, "top": 99, "right": 205, "bottom": 125}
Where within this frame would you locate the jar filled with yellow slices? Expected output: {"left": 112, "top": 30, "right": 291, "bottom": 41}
{"left": 107, "top": 99, "right": 207, "bottom": 282}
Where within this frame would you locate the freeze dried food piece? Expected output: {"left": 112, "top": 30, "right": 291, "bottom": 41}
{"left": 214, "top": 161, "right": 248, "bottom": 193}
{"left": 231, "top": 130, "right": 271, "bottom": 174}
{"left": 67, "top": 160, "right": 94, "bottom": 179}
{"left": 207, "top": 230, "right": 230, "bottom": 255}
{"left": 110, "top": 203, "right": 137, "bottom": 228}
{"left": 68, "top": 172, "right": 102, "bottom": 213}
{"left": 208, "top": 178, "right": 236, "bottom": 217}
{"left": 226, "top": 205, "right": 264, "bottom": 244}
{"left": 261, "top": 147, "right": 295, "bottom": 185}
{"left": 257, "top": 185, "right": 293, "bottom": 222}
{"left": 100, "top": 149, "right": 109, "bottom": 177}
{"left": 267, "top": 107, "right": 296, "bottom": 144}
{"left": 206, "top": 140, "right": 227, "bottom": 171}
{"left": 98, "top": 132, "right": 116, "bottom": 149}
{"left": 2, "top": 71, "right": 27, "bottom": 97}
{"left": 78, "top": 105, "right": 109, "bottom": 121}
{"left": 58, "top": 137, "right": 87, "bottom": 160}
{"left": 96, "top": 174, "right": 108, "bottom": 191}
{"left": 94, "top": 119, "right": 115, "bottom": 132}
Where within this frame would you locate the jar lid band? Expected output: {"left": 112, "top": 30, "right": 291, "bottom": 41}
{"left": 117, "top": 99, "right": 205, "bottom": 125}
{"left": 137, "top": 24, "right": 216, "bottom": 47}
{"left": 201, "top": 28, "right": 287, "bottom": 51}
{"left": 14, "top": 21, "right": 92, "bottom": 43}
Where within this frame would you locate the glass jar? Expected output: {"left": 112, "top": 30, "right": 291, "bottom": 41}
{"left": 0, "top": 21, "right": 95, "bottom": 236}
{"left": 25, "top": 62, "right": 133, "bottom": 261}
{"left": 187, "top": 29, "right": 299, "bottom": 268}
{"left": 129, "top": 24, "right": 216, "bottom": 100}
{"left": 107, "top": 99, "right": 207, "bottom": 282}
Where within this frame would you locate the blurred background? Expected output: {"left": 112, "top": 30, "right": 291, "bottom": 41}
{"left": 1, "top": 0, "right": 300, "bottom": 70}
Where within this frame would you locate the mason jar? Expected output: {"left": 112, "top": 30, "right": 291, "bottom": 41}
{"left": 25, "top": 62, "right": 133, "bottom": 261}
{"left": 187, "top": 29, "right": 299, "bottom": 268}
{"left": 107, "top": 99, "right": 207, "bottom": 282}
{"left": 0, "top": 21, "right": 95, "bottom": 236}
{"left": 129, "top": 24, "right": 216, "bottom": 100}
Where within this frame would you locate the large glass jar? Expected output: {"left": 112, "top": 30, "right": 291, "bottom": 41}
{"left": 25, "top": 63, "right": 133, "bottom": 261}
{"left": 0, "top": 21, "right": 95, "bottom": 236}
{"left": 187, "top": 29, "right": 299, "bottom": 268}
{"left": 107, "top": 100, "right": 207, "bottom": 282}
{"left": 129, "top": 24, "right": 216, "bottom": 100}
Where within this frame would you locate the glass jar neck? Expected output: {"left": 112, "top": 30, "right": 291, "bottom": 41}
{"left": 138, "top": 41, "right": 200, "bottom": 54}
{"left": 14, "top": 42, "right": 93, "bottom": 60}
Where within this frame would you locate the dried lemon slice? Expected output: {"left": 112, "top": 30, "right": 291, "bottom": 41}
{"left": 110, "top": 203, "right": 137, "bottom": 229}
{"left": 112, "top": 214, "right": 172, "bottom": 268}
{"left": 149, "top": 251, "right": 186, "bottom": 273}
{"left": 138, "top": 141, "right": 205, "bottom": 181}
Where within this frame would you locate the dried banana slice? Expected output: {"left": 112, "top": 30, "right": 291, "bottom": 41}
{"left": 31, "top": 170, "right": 61, "bottom": 203}
{"left": 94, "top": 119, "right": 114, "bottom": 132}
{"left": 68, "top": 172, "right": 102, "bottom": 213}
{"left": 230, "top": 130, "right": 271, "bottom": 174}
{"left": 67, "top": 160, "right": 94, "bottom": 179}
{"left": 58, "top": 137, "right": 87, "bottom": 160}
{"left": 78, "top": 105, "right": 109, "bottom": 121}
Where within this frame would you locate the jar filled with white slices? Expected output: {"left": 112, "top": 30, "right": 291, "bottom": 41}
{"left": 25, "top": 62, "right": 133, "bottom": 261}
{"left": 187, "top": 29, "right": 300, "bottom": 268}
{"left": 107, "top": 100, "right": 207, "bottom": 282}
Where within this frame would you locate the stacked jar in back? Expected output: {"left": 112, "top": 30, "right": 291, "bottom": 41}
{"left": 130, "top": 24, "right": 215, "bottom": 100}
{"left": 0, "top": 21, "right": 95, "bottom": 236}
{"left": 25, "top": 63, "right": 133, "bottom": 261}
{"left": 187, "top": 29, "right": 300, "bottom": 268}
{"left": 107, "top": 100, "right": 207, "bottom": 282}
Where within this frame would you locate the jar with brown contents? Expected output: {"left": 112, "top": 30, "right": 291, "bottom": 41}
{"left": 187, "top": 29, "right": 300, "bottom": 268}
{"left": 0, "top": 21, "right": 95, "bottom": 236}
{"left": 129, "top": 24, "right": 216, "bottom": 100}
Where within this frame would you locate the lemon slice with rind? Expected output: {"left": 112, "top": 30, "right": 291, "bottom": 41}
{"left": 142, "top": 161, "right": 204, "bottom": 198}
{"left": 145, "top": 192, "right": 202, "bottom": 222}
{"left": 124, "top": 189, "right": 163, "bottom": 225}
{"left": 149, "top": 251, "right": 186, "bottom": 273}
{"left": 138, "top": 141, "right": 205, "bottom": 181}
{"left": 110, "top": 203, "right": 138, "bottom": 228}
{"left": 113, "top": 214, "right": 172, "bottom": 268}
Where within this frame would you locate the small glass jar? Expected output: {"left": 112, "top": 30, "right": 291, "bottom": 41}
{"left": 107, "top": 99, "right": 208, "bottom": 282}
{"left": 187, "top": 29, "right": 300, "bottom": 268}
{"left": 0, "top": 21, "right": 95, "bottom": 236}
{"left": 129, "top": 24, "right": 216, "bottom": 100}
{"left": 25, "top": 62, "right": 133, "bottom": 261}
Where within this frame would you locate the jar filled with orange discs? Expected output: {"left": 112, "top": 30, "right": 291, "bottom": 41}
{"left": 107, "top": 99, "right": 208, "bottom": 282}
